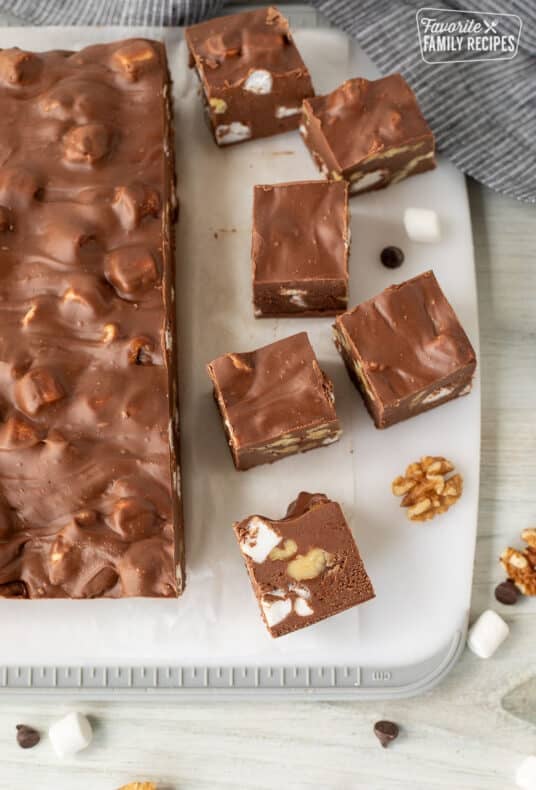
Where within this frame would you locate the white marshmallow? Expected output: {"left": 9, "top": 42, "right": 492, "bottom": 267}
{"left": 467, "top": 610, "right": 509, "bottom": 658}
{"left": 403, "top": 207, "right": 441, "bottom": 243}
{"left": 215, "top": 122, "right": 251, "bottom": 145}
{"left": 294, "top": 597, "right": 314, "bottom": 617}
{"left": 349, "top": 170, "right": 387, "bottom": 193}
{"left": 280, "top": 288, "right": 307, "bottom": 308}
{"left": 49, "top": 712, "right": 93, "bottom": 758}
{"left": 275, "top": 105, "right": 301, "bottom": 118}
{"left": 261, "top": 594, "right": 292, "bottom": 627}
{"left": 422, "top": 385, "right": 454, "bottom": 405}
{"left": 516, "top": 756, "right": 536, "bottom": 790}
{"left": 243, "top": 69, "right": 272, "bottom": 94}
{"left": 240, "top": 517, "right": 281, "bottom": 564}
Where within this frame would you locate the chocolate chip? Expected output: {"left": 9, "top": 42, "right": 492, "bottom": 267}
{"left": 495, "top": 580, "right": 519, "bottom": 605}
{"left": 374, "top": 720, "right": 399, "bottom": 748}
{"left": 380, "top": 246, "right": 404, "bottom": 269}
{"left": 16, "top": 724, "right": 40, "bottom": 749}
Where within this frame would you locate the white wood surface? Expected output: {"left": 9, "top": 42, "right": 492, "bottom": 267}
{"left": 0, "top": 182, "right": 535, "bottom": 790}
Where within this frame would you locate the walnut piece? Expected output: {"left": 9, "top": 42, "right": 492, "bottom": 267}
{"left": 269, "top": 539, "right": 297, "bottom": 561}
{"left": 117, "top": 783, "right": 156, "bottom": 790}
{"left": 392, "top": 455, "right": 463, "bottom": 522}
{"left": 287, "top": 547, "right": 332, "bottom": 581}
{"left": 500, "top": 528, "right": 536, "bottom": 596}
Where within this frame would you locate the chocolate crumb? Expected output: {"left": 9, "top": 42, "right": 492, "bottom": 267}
{"left": 16, "top": 724, "right": 40, "bottom": 749}
{"left": 374, "top": 720, "right": 399, "bottom": 748}
{"left": 494, "top": 580, "right": 519, "bottom": 605}
{"left": 380, "top": 246, "right": 404, "bottom": 269}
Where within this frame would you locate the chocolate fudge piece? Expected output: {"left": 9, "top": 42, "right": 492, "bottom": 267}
{"left": 233, "top": 492, "right": 375, "bottom": 638}
{"left": 252, "top": 180, "right": 349, "bottom": 317}
{"left": 207, "top": 333, "right": 341, "bottom": 470}
{"left": 0, "top": 40, "right": 182, "bottom": 599}
{"left": 333, "top": 271, "right": 477, "bottom": 429}
{"left": 185, "top": 6, "right": 314, "bottom": 146}
{"left": 301, "top": 74, "right": 436, "bottom": 195}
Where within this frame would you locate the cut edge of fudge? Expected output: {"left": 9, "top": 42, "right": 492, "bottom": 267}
{"left": 300, "top": 73, "right": 436, "bottom": 195}
{"left": 233, "top": 492, "right": 375, "bottom": 638}
{"left": 252, "top": 179, "right": 350, "bottom": 318}
{"left": 333, "top": 271, "right": 477, "bottom": 429}
{"left": 206, "top": 332, "right": 342, "bottom": 470}
{"left": 185, "top": 6, "right": 315, "bottom": 146}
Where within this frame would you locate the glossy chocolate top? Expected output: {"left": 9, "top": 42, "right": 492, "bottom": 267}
{"left": 207, "top": 332, "right": 337, "bottom": 448}
{"left": 234, "top": 492, "right": 375, "bottom": 636}
{"left": 0, "top": 40, "right": 178, "bottom": 599}
{"left": 252, "top": 180, "right": 349, "bottom": 283}
{"left": 335, "top": 271, "right": 476, "bottom": 403}
{"left": 185, "top": 6, "right": 310, "bottom": 89}
{"left": 304, "top": 74, "right": 434, "bottom": 171}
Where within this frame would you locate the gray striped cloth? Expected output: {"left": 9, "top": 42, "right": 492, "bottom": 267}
{"left": 1, "top": 0, "right": 534, "bottom": 202}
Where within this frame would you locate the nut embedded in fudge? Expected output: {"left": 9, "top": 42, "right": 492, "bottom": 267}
{"left": 300, "top": 74, "right": 436, "bottom": 195}
{"left": 185, "top": 6, "right": 314, "bottom": 146}
{"left": 252, "top": 180, "right": 350, "bottom": 317}
{"left": 333, "top": 271, "right": 477, "bottom": 428}
{"left": 233, "top": 492, "right": 375, "bottom": 638}
{"left": 206, "top": 332, "right": 341, "bottom": 470}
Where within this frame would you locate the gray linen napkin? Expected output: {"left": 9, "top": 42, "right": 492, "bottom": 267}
{"left": 0, "top": 0, "right": 534, "bottom": 202}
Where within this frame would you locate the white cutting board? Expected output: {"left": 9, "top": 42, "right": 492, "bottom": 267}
{"left": 0, "top": 24, "right": 480, "bottom": 672}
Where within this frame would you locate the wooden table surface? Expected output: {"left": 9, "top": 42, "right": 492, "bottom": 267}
{"left": 0, "top": 175, "right": 535, "bottom": 789}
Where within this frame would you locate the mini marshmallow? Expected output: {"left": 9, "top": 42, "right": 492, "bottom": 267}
{"left": 215, "top": 122, "right": 251, "bottom": 146}
{"left": 49, "top": 712, "right": 93, "bottom": 758}
{"left": 467, "top": 609, "right": 509, "bottom": 659}
{"left": 243, "top": 69, "right": 272, "bottom": 95}
{"left": 261, "top": 594, "right": 291, "bottom": 627}
{"left": 275, "top": 105, "right": 301, "bottom": 119}
{"left": 403, "top": 207, "right": 441, "bottom": 243}
{"left": 516, "top": 756, "right": 536, "bottom": 790}
{"left": 240, "top": 517, "right": 281, "bottom": 564}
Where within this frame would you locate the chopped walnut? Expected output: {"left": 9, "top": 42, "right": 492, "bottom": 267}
{"left": 500, "top": 528, "right": 536, "bottom": 596}
{"left": 118, "top": 784, "right": 156, "bottom": 790}
{"left": 392, "top": 455, "right": 463, "bottom": 522}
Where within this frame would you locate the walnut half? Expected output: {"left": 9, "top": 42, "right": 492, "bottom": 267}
{"left": 500, "top": 528, "right": 536, "bottom": 596}
{"left": 392, "top": 455, "right": 463, "bottom": 522}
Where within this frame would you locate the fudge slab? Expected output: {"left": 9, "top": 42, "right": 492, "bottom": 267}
{"left": 0, "top": 40, "right": 182, "bottom": 599}
{"left": 185, "top": 6, "right": 314, "bottom": 146}
{"left": 252, "top": 180, "right": 349, "bottom": 317}
{"left": 206, "top": 332, "right": 341, "bottom": 470}
{"left": 301, "top": 74, "right": 436, "bottom": 195}
{"left": 234, "top": 492, "right": 375, "bottom": 638}
{"left": 333, "top": 271, "right": 477, "bottom": 429}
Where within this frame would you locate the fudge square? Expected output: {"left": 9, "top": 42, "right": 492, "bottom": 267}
{"left": 301, "top": 74, "right": 436, "bottom": 195}
{"left": 206, "top": 332, "right": 341, "bottom": 470}
{"left": 233, "top": 492, "right": 375, "bottom": 638}
{"left": 333, "top": 271, "right": 477, "bottom": 429}
{"left": 185, "top": 6, "right": 314, "bottom": 146}
{"left": 252, "top": 180, "right": 350, "bottom": 317}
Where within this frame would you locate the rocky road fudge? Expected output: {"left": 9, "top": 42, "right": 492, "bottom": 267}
{"left": 185, "top": 6, "right": 314, "bottom": 145}
{"left": 333, "top": 271, "right": 476, "bottom": 428}
{"left": 252, "top": 180, "right": 349, "bottom": 317}
{"left": 301, "top": 74, "right": 436, "bottom": 195}
{"left": 206, "top": 333, "right": 341, "bottom": 470}
{"left": 0, "top": 40, "right": 182, "bottom": 599}
{"left": 233, "top": 492, "right": 375, "bottom": 637}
